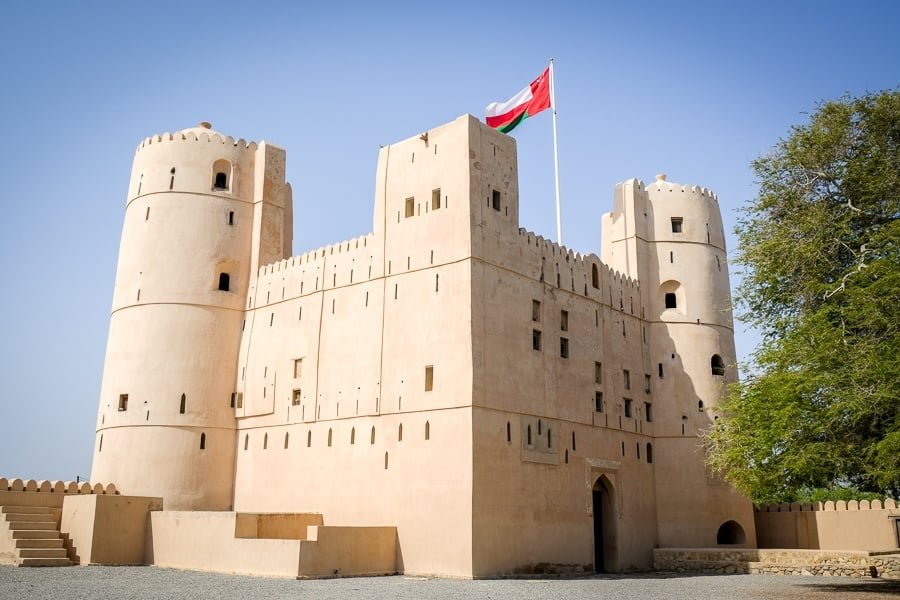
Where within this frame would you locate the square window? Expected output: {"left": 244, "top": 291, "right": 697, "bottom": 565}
{"left": 624, "top": 398, "right": 633, "bottom": 418}
{"left": 292, "top": 389, "right": 301, "bottom": 406}
{"left": 432, "top": 188, "right": 441, "bottom": 210}
{"left": 671, "top": 217, "right": 683, "bottom": 233}
{"left": 560, "top": 337, "right": 569, "bottom": 358}
{"left": 560, "top": 310, "right": 568, "bottom": 331}
{"left": 118, "top": 394, "right": 128, "bottom": 412}
{"left": 595, "top": 391, "right": 603, "bottom": 412}
{"left": 532, "top": 299, "right": 541, "bottom": 322}
{"left": 492, "top": 189, "right": 501, "bottom": 211}
{"left": 532, "top": 329, "right": 542, "bottom": 351}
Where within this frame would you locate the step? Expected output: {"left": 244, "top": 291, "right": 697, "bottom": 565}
{"left": 3, "top": 513, "right": 55, "bottom": 523}
{"left": 18, "top": 548, "right": 69, "bottom": 559}
{"left": 7, "top": 521, "right": 57, "bottom": 530}
{"left": 15, "top": 538, "right": 63, "bottom": 549}
{"left": 17, "top": 557, "right": 72, "bottom": 567}
{"left": 11, "top": 530, "right": 58, "bottom": 540}
{"left": 0, "top": 506, "right": 54, "bottom": 515}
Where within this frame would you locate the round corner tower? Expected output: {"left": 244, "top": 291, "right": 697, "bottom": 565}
{"left": 91, "top": 122, "right": 291, "bottom": 510}
{"left": 601, "top": 174, "right": 756, "bottom": 548}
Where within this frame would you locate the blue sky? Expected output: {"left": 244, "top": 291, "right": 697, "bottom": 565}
{"left": 1, "top": 0, "right": 897, "bottom": 480}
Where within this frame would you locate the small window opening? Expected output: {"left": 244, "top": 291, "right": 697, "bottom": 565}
{"left": 214, "top": 172, "right": 228, "bottom": 190}
{"left": 425, "top": 421, "right": 430, "bottom": 440}
{"left": 547, "top": 428, "right": 552, "bottom": 448}
{"left": 398, "top": 423, "right": 403, "bottom": 441}
{"left": 244, "top": 434, "right": 249, "bottom": 450}
{"left": 565, "top": 449, "right": 569, "bottom": 463}
{"left": 646, "top": 443, "right": 653, "bottom": 463}
{"left": 527, "top": 424, "right": 532, "bottom": 446}
{"left": 665, "top": 293, "right": 677, "bottom": 309}
{"left": 644, "top": 374, "right": 651, "bottom": 394}
{"left": 179, "top": 393, "right": 186, "bottom": 414}
{"left": 425, "top": 366, "right": 434, "bottom": 391}
{"left": 371, "top": 426, "right": 376, "bottom": 444}
{"left": 228, "top": 211, "right": 234, "bottom": 226}
{"left": 532, "top": 329, "right": 542, "bottom": 351}
{"left": 538, "top": 420, "right": 542, "bottom": 435}
{"left": 560, "top": 310, "right": 568, "bottom": 331}
{"left": 230, "top": 393, "right": 236, "bottom": 408}
{"left": 711, "top": 354, "right": 726, "bottom": 376}
{"left": 624, "top": 398, "right": 633, "bottom": 418}
{"left": 327, "top": 429, "right": 332, "bottom": 447}
{"left": 595, "top": 361, "right": 602, "bottom": 384}
{"left": 560, "top": 337, "right": 569, "bottom": 358}
{"left": 591, "top": 264, "right": 599, "bottom": 289}
{"left": 284, "top": 433, "right": 289, "bottom": 449}
{"left": 491, "top": 189, "right": 501, "bottom": 211}
{"left": 145, "top": 206, "right": 150, "bottom": 221}
{"left": 595, "top": 391, "right": 603, "bottom": 412}
{"left": 623, "top": 370, "right": 631, "bottom": 390}
{"left": 351, "top": 427, "right": 356, "bottom": 444}
{"left": 118, "top": 394, "right": 128, "bottom": 412}
{"left": 99, "top": 434, "right": 103, "bottom": 452}
{"left": 384, "top": 451, "right": 389, "bottom": 470}
{"left": 405, "top": 197, "right": 415, "bottom": 218}
{"left": 671, "top": 217, "right": 683, "bottom": 233}
{"left": 263, "top": 433, "right": 268, "bottom": 449}
{"left": 432, "top": 188, "right": 441, "bottom": 210}
{"left": 292, "top": 389, "right": 301, "bottom": 406}
{"left": 200, "top": 432, "right": 206, "bottom": 450}
{"left": 532, "top": 300, "right": 541, "bottom": 322}
{"left": 218, "top": 272, "right": 231, "bottom": 292}
{"left": 658, "top": 363, "right": 664, "bottom": 378}
{"left": 506, "top": 422, "right": 511, "bottom": 443}
{"left": 294, "top": 359, "right": 302, "bottom": 378}
{"left": 307, "top": 431, "right": 312, "bottom": 447}
{"left": 571, "top": 431, "right": 576, "bottom": 451}
{"left": 699, "top": 400, "right": 705, "bottom": 412}
{"left": 645, "top": 402, "right": 653, "bottom": 422}
{"left": 169, "top": 167, "right": 175, "bottom": 190}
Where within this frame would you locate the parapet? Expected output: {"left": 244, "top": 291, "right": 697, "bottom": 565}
{"left": 755, "top": 498, "right": 898, "bottom": 512}
{"left": 0, "top": 477, "right": 119, "bottom": 495}
{"left": 645, "top": 174, "right": 718, "bottom": 201}
{"left": 135, "top": 121, "right": 258, "bottom": 155}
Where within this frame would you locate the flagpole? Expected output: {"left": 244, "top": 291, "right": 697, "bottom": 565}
{"left": 549, "top": 58, "right": 563, "bottom": 246}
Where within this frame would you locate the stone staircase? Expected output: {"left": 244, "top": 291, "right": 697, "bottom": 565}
{"left": 0, "top": 506, "right": 71, "bottom": 566}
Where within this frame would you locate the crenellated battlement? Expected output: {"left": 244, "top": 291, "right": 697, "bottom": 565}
{"left": 646, "top": 178, "right": 718, "bottom": 202}
{"left": 755, "top": 498, "right": 898, "bottom": 512}
{"left": 135, "top": 128, "right": 258, "bottom": 155}
{"left": 0, "top": 477, "right": 118, "bottom": 495}
{"left": 257, "top": 234, "right": 375, "bottom": 278}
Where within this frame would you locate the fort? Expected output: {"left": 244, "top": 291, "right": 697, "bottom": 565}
{"left": 1, "top": 115, "right": 897, "bottom": 577}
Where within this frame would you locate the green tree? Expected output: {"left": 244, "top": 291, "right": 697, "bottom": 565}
{"left": 704, "top": 90, "right": 900, "bottom": 504}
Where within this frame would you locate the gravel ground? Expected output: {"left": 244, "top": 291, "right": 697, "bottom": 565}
{"left": 1, "top": 566, "right": 898, "bottom": 600}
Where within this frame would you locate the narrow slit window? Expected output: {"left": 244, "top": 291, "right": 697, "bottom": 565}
{"left": 623, "top": 370, "right": 631, "bottom": 390}
{"left": 425, "top": 421, "right": 430, "bottom": 440}
{"left": 594, "top": 361, "right": 602, "bottom": 384}
{"left": 644, "top": 374, "right": 651, "bottom": 394}
{"left": 595, "top": 391, "right": 603, "bottom": 412}
{"left": 560, "top": 310, "right": 568, "bottom": 331}
{"left": 560, "top": 337, "right": 569, "bottom": 359}
{"left": 169, "top": 167, "right": 175, "bottom": 190}
{"left": 228, "top": 211, "right": 234, "bottom": 226}
{"left": 371, "top": 427, "right": 376, "bottom": 444}
{"left": 646, "top": 443, "right": 653, "bottom": 464}
{"left": 527, "top": 424, "right": 532, "bottom": 445}
{"left": 244, "top": 434, "right": 249, "bottom": 450}
{"left": 327, "top": 429, "right": 332, "bottom": 447}
{"left": 506, "top": 422, "right": 511, "bottom": 443}
{"left": 532, "top": 300, "right": 541, "bottom": 322}
{"left": 658, "top": 363, "right": 664, "bottom": 378}
{"left": 591, "top": 264, "right": 599, "bottom": 288}
{"left": 179, "top": 393, "right": 186, "bottom": 414}
{"left": 424, "top": 366, "right": 434, "bottom": 391}
{"left": 284, "top": 433, "right": 289, "bottom": 449}
{"left": 199, "top": 433, "right": 206, "bottom": 450}
{"left": 491, "top": 189, "right": 501, "bottom": 211}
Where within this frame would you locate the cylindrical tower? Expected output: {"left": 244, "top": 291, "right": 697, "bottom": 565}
{"left": 91, "top": 122, "right": 289, "bottom": 510}
{"left": 643, "top": 174, "right": 755, "bottom": 547}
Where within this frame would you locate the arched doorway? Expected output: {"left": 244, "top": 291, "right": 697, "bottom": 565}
{"left": 716, "top": 520, "right": 747, "bottom": 545}
{"left": 592, "top": 475, "right": 617, "bottom": 572}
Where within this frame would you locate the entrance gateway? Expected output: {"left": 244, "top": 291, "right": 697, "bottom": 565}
{"left": 592, "top": 475, "right": 616, "bottom": 572}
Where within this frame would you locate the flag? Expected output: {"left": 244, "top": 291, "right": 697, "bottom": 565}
{"left": 485, "top": 66, "right": 552, "bottom": 133}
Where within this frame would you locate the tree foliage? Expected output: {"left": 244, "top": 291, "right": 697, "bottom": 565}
{"left": 704, "top": 90, "right": 900, "bottom": 504}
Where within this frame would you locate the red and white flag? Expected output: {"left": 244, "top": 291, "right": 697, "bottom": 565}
{"left": 485, "top": 66, "right": 552, "bottom": 133}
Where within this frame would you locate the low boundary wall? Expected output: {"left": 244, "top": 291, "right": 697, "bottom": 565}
{"left": 755, "top": 499, "right": 899, "bottom": 550}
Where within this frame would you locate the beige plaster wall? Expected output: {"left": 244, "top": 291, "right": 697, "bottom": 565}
{"left": 60, "top": 494, "right": 161, "bottom": 565}
{"left": 299, "top": 525, "right": 397, "bottom": 578}
{"left": 756, "top": 501, "right": 900, "bottom": 550}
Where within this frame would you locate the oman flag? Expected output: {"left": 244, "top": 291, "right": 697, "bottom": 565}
{"left": 485, "top": 66, "right": 552, "bottom": 133}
